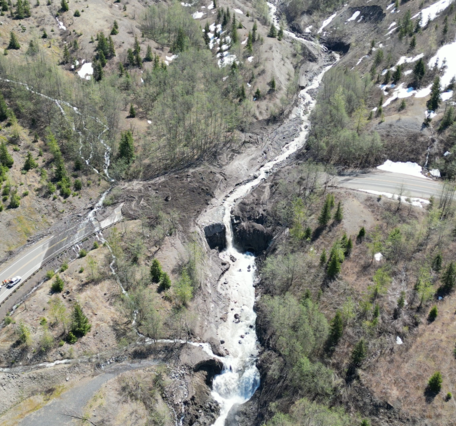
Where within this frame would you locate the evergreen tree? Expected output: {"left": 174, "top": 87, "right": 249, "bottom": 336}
{"left": 203, "top": 22, "right": 210, "bottom": 45}
{"left": 318, "top": 197, "right": 331, "bottom": 226}
{"left": 98, "top": 50, "right": 107, "bottom": 67}
{"left": 268, "top": 24, "right": 277, "bottom": 38}
{"left": 145, "top": 45, "right": 153, "bottom": 61}
{"left": 129, "top": 103, "right": 136, "bottom": 118}
{"left": 409, "top": 35, "right": 416, "bottom": 50}
{"left": 246, "top": 31, "right": 253, "bottom": 53}
{"left": 383, "top": 70, "right": 391, "bottom": 84}
{"left": 346, "top": 238, "right": 353, "bottom": 257}
{"left": 427, "top": 372, "right": 443, "bottom": 393}
{"left": 60, "top": 0, "right": 68, "bottom": 12}
{"left": 392, "top": 64, "right": 402, "bottom": 83}
{"left": 62, "top": 44, "right": 70, "bottom": 64}
{"left": 328, "top": 310, "right": 344, "bottom": 348}
{"left": 93, "top": 60, "right": 103, "bottom": 81}
{"left": 7, "top": 31, "right": 20, "bottom": 50}
{"left": 96, "top": 32, "right": 109, "bottom": 57}
{"left": 0, "top": 142, "right": 14, "bottom": 168}
{"left": 278, "top": 24, "right": 284, "bottom": 40}
{"left": 150, "top": 259, "right": 162, "bottom": 283}
{"left": 252, "top": 21, "right": 257, "bottom": 42}
{"left": 23, "top": 0, "right": 30, "bottom": 17}
{"left": 441, "top": 261, "right": 456, "bottom": 293}
{"left": 357, "top": 227, "right": 366, "bottom": 241}
{"left": 42, "top": 29, "right": 48, "bottom": 39}
{"left": 432, "top": 253, "right": 443, "bottom": 272}
{"left": 239, "top": 84, "right": 246, "bottom": 101}
{"left": 172, "top": 28, "right": 186, "bottom": 53}
{"left": 23, "top": 151, "right": 37, "bottom": 171}
{"left": 426, "top": 76, "right": 441, "bottom": 111}
{"left": 15, "top": 0, "right": 24, "bottom": 18}
{"left": 254, "top": 88, "right": 261, "bottom": 100}
{"left": 413, "top": 58, "right": 426, "bottom": 86}
{"left": 334, "top": 201, "right": 343, "bottom": 222}
{"left": 135, "top": 50, "right": 142, "bottom": 68}
{"left": 134, "top": 35, "right": 140, "bottom": 54}
{"left": 232, "top": 18, "right": 238, "bottom": 44}
{"left": 51, "top": 274, "right": 64, "bottom": 292}
{"left": 269, "top": 77, "right": 276, "bottom": 91}
{"left": 118, "top": 130, "right": 135, "bottom": 164}
{"left": 71, "top": 303, "right": 91, "bottom": 337}
{"left": 351, "top": 339, "right": 367, "bottom": 367}
{"left": 0, "top": 94, "right": 9, "bottom": 121}
{"left": 111, "top": 20, "right": 119, "bottom": 35}
{"left": 159, "top": 272, "right": 171, "bottom": 291}
{"left": 108, "top": 36, "right": 116, "bottom": 57}
{"left": 319, "top": 249, "right": 327, "bottom": 266}
{"left": 1, "top": 0, "right": 8, "bottom": 12}
{"left": 327, "top": 254, "right": 341, "bottom": 279}
{"left": 428, "top": 305, "right": 438, "bottom": 321}
{"left": 118, "top": 62, "right": 125, "bottom": 76}
{"left": 127, "top": 48, "right": 135, "bottom": 66}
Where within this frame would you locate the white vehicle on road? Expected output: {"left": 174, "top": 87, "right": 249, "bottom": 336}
{"left": 7, "top": 276, "right": 21, "bottom": 289}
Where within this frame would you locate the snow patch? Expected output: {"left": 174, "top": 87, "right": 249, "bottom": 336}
{"left": 396, "top": 53, "right": 424, "bottom": 66}
{"left": 166, "top": 54, "right": 178, "bottom": 62}
{"left": 317, "top": 13, "right": 337, "bottom": 34}
{"left": 396, "top": 336, "right": 403, "bottom": 345}
{"left": 208, "top": 1, "right": 214, "bottom": 10}
{"left": 415, "top": 85, "right": 432, "bottom": 98}
{"left": 359, "top": 190, "right": 430, "bottom": 208}
{"left": 192, "top": 11, "right": 205, "bottom": 19}
{"left": 377, "top": 160, "right": 428, "bottom": 179}
{"left": 430, "top": 169, "right": 441, "bottom": 177}
{"left": 428, "top": 39, "right": 456, "bottom": 89}
{"left": 347, "top": 11, "right": 360, "bottom": 22}
{"left": 412, "top": 0, "right": 454, "bottom": 27}
{"left": 442, "top": 91, "right": 454, "bottom": 101}
{"left": 386, "top": 3, "right": 395, "bottom": 10}
{"left": 356, "top": 55, "right": 368, "bottom": 66}
{"left": 388, "top": 21, "right": 397, "bottom": 29}
{"left": 305, "top": 25, "right": 313, "bottom": 33}
{"left": 247, "top": 56, "right": 254, "bottom": 63}
{"left": 374, "top": 253, "right": 383, "bottom": 261}
{"left": 234, "top": 8, "right": 243, "bottom": 14}
{"left": 181, "top": 2, "right": 192, "bottom": 6}
{"left": 77, "top": 62, "right": 93, "bottom": 80}
{"left": 56, "top": 17, "right": 66, "bottom": 31}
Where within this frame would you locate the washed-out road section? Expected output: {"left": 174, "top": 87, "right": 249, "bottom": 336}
{"left": 0, "top": 205, "right": 123, "bottom": 310}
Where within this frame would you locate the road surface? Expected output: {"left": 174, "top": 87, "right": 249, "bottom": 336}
{"left": 337, "top": 170, "right": 443, "bottom": 199}
{"left": 0, "top": 205, "right": 122, "bottom": 308}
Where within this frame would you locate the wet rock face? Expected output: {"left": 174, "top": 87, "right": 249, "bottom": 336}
{"left": 204, "top": 223, "right": 226, "bottom": 251}
{"left": 232, "top": 221, "right": 273, "bottom": 254}
{"left": 193, "top": 358, "right": 224, "bottom": 386}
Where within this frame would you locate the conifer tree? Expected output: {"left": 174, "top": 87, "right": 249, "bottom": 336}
{"left": 327, "top": 254, "right": 341, "bottom": 279}
{"left": 150, "top": 259, "right": 162, "bottom": 283}
{"left": 346, "top": 237, "right": 353, "bottom": 257}
{"left": 127, "top": 48, "right": 135, "bottom": 66}
{"left": 98, "top": 50, "right": 106, "bottom": 67}
{"left": 0, "top": 142, "right": 14, "bottom": 168}
{"left": 318, "top": 197, "right": 331, "bottom": 226}
{"left": 172, "top": 28, "right": 186, "bottom": 53}
{"left": 319, "top": 249, "right": 327, "bottom": 266}
{"left": 15, "top": 0, "right": 24, "bottom": 18}
{"left": 42, "top": 29, "right": 48, "bottom": 39}
{"left": 93, "top": 60, "right": 103, "bottom": 81}
{"left": 413, "top": 58, "right": 426, "bottom": 86}
{"left": 145, "top": 44, "right": 153, "bottom": 61}
{"left": 351, "top": 338, "right": 367, "bottom": 367}
{"left": 427, "top": 76, "right": 441, "bottom": 112}
{"left": 1, "top": 0, "right": 8, "bottom": 12}
{"left": 427, "top": 372, "right": 442, "bottom": 394}
{"left": 118, "top": 130, "right": 135, "bottom": 164}
{"left": 153, "top": 54, "right": 160, "bottom": 70}
{"left": 63, "top": 44, "right": 70, "bottom": 64}
{"left": 246, "top": 31, "right": 253, "bottom": 53}
{"left": 118, "top": 62, "right": 124, "bottom": 76}
{"left": 441, "top": 261, "right": 456, "bottom": 293}
{"left": 334, "top": 201, "right": 343, "bottom": 222}
{"left": 357, "top": 227, "right": 366, "bottom": 241}
{"left": 203, "top": 22, "right": 210, "bottom": 45}
{"left": 392, "top": 64, "right": 402, "bottom": 83}
{"left": 269, "top": 77, "right": 276, "bottom": 91}
{"left": 60, "top": 0, "right": 68, "bottom": 12}
{"left": 252, "top": 21, "right": 257, "bottom": 42}
{"left": 129, "top": 103, "right": 136, "bottom": 118}
{"left": 23, "top": 152, "right": 37, "bottom": 171}
{"left": 268, "top": 24, "right": 277, "bottom": 38}
{"left": 135, "top": 50, "right": 142, "bottom": 68}
{"left": 278, "top": 24, "right": 284, "bottom": 40}
{"left": 7, "top": 31, "right": 20, "bottom": 50}
{"left": 159, "top": 272, "right": 171, "bottom": 291}
{"left": 111, "top": 20, "right": 119, "bottom": 35}
{"left": 231, "top": 18, "right": 238, "bottom": 44}
{"left": 409, "top": 35, "right": 416, "bottom": 50}
{"left": 432, "top": 253, "right": 443, "bottom": 272}
{"left": 239, "top": 84, "right": 246, "bottom": 101}
{"left": 134, "top": 35, "right": 140, "bottom": 54}
{"left": 328, "top": 310, "right": 344, "bottom": 348}
{"left": 0, "top": 94, "right": 9, "bottom": 122}
{"left": 71, "top": 303, "right": 91, "bottom": 337}
{"left": 108, "top": 36, "right": 116, "bottom": 58}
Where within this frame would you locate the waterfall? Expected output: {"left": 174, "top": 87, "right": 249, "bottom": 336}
{"left": 210, "top": 58, "right": 338, "bottom": 425}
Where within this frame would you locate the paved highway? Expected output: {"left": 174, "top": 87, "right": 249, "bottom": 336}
{"left": 0, "top": 204, "right": 123, "bottom": 307}
{"left": 337, "top": 171, "right": 443, "bottom": 199}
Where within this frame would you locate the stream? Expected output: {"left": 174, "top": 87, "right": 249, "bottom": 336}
{"left": 209, "top": 60, "right": 337, "bottom": 424}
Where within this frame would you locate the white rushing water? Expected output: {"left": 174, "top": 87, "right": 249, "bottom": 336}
{"left": 210, "top": 58, "right": 337, "bottom": 424}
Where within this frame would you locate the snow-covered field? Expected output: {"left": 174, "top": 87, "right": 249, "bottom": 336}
{"left": 377, "top": 160, "right": 427, "bottom": 179}
{"left": 428, "top": 39, "right": 456, "bottom": 88}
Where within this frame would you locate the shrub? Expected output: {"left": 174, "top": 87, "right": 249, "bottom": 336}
{"left": 92, "top": 241, "right": 99, "bottom": 249}
{"left": 79, "top": 249, "right": 87, "bottom": 258}
{"left": 446, "top": 392, "right": 452, "bottom": 401}
{"left": 66, "top": 331, "right": 77, "bottom": 344}
{"left": 46, "top": 270, "right": 55, "bottom": 280}
{"left": 39, "top": 317, "right": 47, "bottom": 326}
{"left": 427, "top": 372, "right": 443, "bottom": 393}
{"left": 51, "top": 275, "right": 64, "bottom": 292}
{"left": 79, "top": 267, "right": 84, "bottom": 273}
{"left": 4, "top": 316, "right": 13, "bottom": 325}
{"left": 428, "top": 305, "right": 438, "bottom": 322}
{"left": 59, "top": 340, "right": 65, "bottom": 346}
{"left": 74, "top": 179, "right": 82, "bottom": 191}
{"left": 74, "top": 9, "right": 80, "bottom": 16}
{"left": 60, "top": 262, "right": 68, "bottom": 272}
{"left": 150, "top": 259, "right": 162, "bottom": 283}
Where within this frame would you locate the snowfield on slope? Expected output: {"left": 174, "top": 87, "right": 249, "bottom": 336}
{"left": 413, "top": 0, "right": 454, "bottom": 27}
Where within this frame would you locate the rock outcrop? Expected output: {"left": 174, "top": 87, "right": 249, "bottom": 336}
{"left": 204, "top": 223, "right": 227, "bottom": 251}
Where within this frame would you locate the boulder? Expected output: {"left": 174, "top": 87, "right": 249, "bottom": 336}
{"left": 232, "top": 221, "right": 273, "bottom": 254}
{"left": 204, "top": 223, "right": 226, "bottom": 251}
